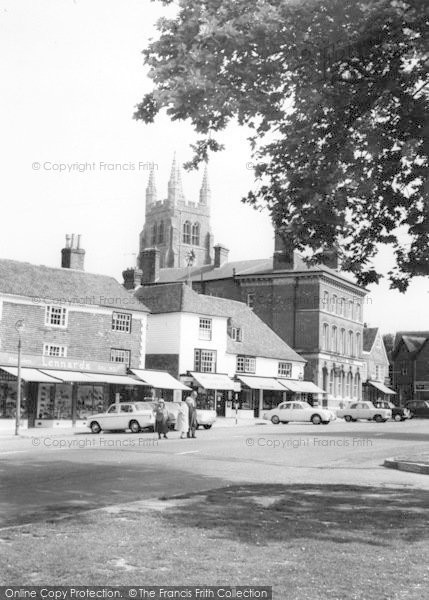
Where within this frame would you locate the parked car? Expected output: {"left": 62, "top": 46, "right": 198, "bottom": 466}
{"left": 404, "top": 400, "right": 429, "bottom": 418}
{"left": 336, "top": 401, "right": 391, "bottom": 422}
{"left": 148, "top": 401, "right": 217, "bottom": 430}
{"left": 373, "top": 401, "right": 410, "bottom": 421}
{"left": 263, "top": 401, "right": 334, "bottom": 425}
{"left": 88, "top": 402, "right": 155, "bottom": 434}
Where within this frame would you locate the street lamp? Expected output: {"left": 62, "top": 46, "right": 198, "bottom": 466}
{"left": 15, "top": 319, "right": 25, "bottom": 436}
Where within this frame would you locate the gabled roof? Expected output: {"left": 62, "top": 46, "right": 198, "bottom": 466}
{"left": 392, "top": 334, "right": 429, "bottom": 359}
{"left": 136, "top": 283, "right": 305, "bottom": 363}
{"left": 393, "top": 331, "right": 429, "bottom": 351}
{"left": 0, "top": 258, "right": 148, "bottom": 312}
{"left": 154, "top": 256, "right": 364, "bottom": 290}
{"left": 363, "top": 327, "right": 378, "bottom": 352}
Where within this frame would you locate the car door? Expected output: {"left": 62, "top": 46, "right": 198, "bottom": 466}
{"left": 360, "top": 402, "right": 372, "bottom": 419}
{"left": 118, "top": 404, "right": 133, "bottom": 429}
{"left": 290, "top": 403, "right": 305, "bottom": 422}
{"left": 101, "top": 404, "right": 120, "bottom": 430}
{"left": 277, "top": 402, "right": 292, "bottom": 422}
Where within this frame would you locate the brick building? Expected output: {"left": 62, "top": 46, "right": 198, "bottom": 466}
{"left": 391, "top": 332, "right": 429, "bottom": 403}
{"left": 124, "top": 167, "right": 368, "bottom": 407}
{"left": 0, "top": 235, "right": 149, "bottom": 430}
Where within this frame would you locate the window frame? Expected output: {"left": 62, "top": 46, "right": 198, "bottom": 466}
{"left": 43, "top": 343, "right": 67, "bottom": 358}
{"left": 112, "top": 311, "right": 132, "bottom": 334}
{"left": 194, "top": 348, "right": 217, "bottom": 373}
{"left": 236, "top": 355, "right": 256, "bottom": 374}
{"left": 110, "top": 348, "right": 131, "bottom": 367}
{"left": 45, "top": 305, "right": 68, "bottom": 328}
{"left": 183, "top": 221, "right": 191, "bottom": 244}
{"left": 198, "top": 317, "right": 212, "bottom": 340}
{"left": 278, "top": 361, "right": 292, "bottom": 378}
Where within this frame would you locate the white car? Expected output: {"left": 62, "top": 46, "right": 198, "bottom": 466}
{"left": 336, "top": 401, "right": 391, "bottom": 423}
{"left": 263, "top": 401, "right": 334, "bottom": 425}
{"left": 88, "top": 402, "right": 155, "bottom": 433}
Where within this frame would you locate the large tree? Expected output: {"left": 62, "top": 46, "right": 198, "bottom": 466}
{"left": 135, "top": 0, "right": 429, "bottom": 290}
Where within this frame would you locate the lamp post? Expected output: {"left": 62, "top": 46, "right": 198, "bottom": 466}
{"left": 15, "top": 319, "right": 25, "bottom": 436}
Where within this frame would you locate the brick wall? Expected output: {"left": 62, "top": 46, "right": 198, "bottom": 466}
{"left": 0, "top": 301, "right": 144, "bottom": 368}
{"left": 145, "top": 354, "right": 180, "bottom": 378}
{"left": 415, "top": 342, "right": 429, "bottom": 382}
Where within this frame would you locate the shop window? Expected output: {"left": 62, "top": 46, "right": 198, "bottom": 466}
{"left": 194, "top": 349, "right": 216, "bottom": 373}
{"left": 346, "top": 372, "right": 352, "bottom": 397}
{"left": 43, "top": 344, "right": 67, "bottom": 358}
{"left": 278, "top": 362, "right": 292, "bottom": 378}
{"left": 191, "top": 222, "right": 200, "bottom": 245}
{"left": 45, "top": 305, "right": 67, "bottom": 328}
{"left": 236, "top": 355, "right": 256, "bottom": 374}
{"left": 199, "top": 318, "right": 212, "bottom": 340}
{"left": 110, "top": 348, "right": 131, "bottom": 367}
{"left": 328, "top": 371, "right": 334, "bottom": 395}
{"left": 354, "top": 373, "right": 360, "bottom": 399}
{"left": 112, "top": 312, "right": 132, "bottom": 333}
{"left": 183, "top": 221, "right": 191, "bottom": 244}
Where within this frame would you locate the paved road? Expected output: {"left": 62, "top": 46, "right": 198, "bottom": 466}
{"left": 1, "top": 419, "right": 428, "bottom": 528}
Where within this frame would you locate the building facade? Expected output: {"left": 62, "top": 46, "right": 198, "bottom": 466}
{"left": 392, "top": 333, "right": 429, "bottom": 403}
{"left": 0, "top": 237, "right": 149, "bottom": 430}
{"left": 135, "top": 283, "right": 311, "bottom": 417}
{"left": 361, "top": 326, "right": 395, "bottom": 403}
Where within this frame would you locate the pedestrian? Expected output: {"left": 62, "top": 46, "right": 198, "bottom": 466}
{"left": 185, "top": 390, "right": 198, "bottom": 439}
{"left": 154, "top": 399, "right": 169, "bottom": 439}
{"left": 176, "top": 398, "right": 189, "bottom": 439}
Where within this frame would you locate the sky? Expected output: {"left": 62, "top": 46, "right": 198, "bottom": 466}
{"left": 0, "top": 0, "right": 428, "bottom": 334}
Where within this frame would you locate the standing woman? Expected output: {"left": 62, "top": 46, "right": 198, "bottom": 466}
{"left": 176, "top": 399, "right": 189, "bottom": 439}
{"left": 154, "top": 399, "right": 169, "bottom": 440}
{"left": 185, "top": 390, "right": 198, "bottom": 439}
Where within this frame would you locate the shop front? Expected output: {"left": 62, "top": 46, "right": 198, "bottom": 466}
{"left": 184, "top": 372, "right": 241, "bottom": 417}
{"left": 236, "top": 376, "right": 286, "bottom": 417}
{"left": 130, "top": 368, "right": 191, "bottom": 402}
{"left": 278, "top": 379, "right": 326, "bottom": 406}
{"left": 363, "top": 380, "right": 396, "bottom": 404}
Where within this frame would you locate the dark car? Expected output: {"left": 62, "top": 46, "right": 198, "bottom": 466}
{"left": 404, "top": 400, "right": 429, "bottom": 418}
{"left": 373, "top": 401, "right": 410, "bottom": 422}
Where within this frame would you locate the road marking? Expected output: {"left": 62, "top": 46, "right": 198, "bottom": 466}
{"left": 176, "top": 450, "right": 200, "bottom": 455}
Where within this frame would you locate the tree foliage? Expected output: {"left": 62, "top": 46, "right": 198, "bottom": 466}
{"left": 135, "top": 0, "right": 429, "bottom": 289}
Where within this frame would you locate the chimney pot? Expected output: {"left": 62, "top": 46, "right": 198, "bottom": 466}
{"left": 61, "top": 234, "right": 85, "bottom": 270}
{"left": 214, "top": 244, "right": 229, "bottom": 268}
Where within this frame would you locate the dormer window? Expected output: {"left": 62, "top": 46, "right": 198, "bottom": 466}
{"left": 231, "top": 327, "right": 242, "bottom": 342}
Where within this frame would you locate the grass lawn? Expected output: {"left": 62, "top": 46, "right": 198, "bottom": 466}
{"left": 2, "top": 484, "right": 429, "bottom": 600}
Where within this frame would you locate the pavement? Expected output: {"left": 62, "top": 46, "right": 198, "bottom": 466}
{"left": 384, "top": 453, "right": 429, "bottom": 474}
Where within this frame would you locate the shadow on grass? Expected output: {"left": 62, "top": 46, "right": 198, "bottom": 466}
{"left": 161, "top": 484, "right": 429, "bottom": 547}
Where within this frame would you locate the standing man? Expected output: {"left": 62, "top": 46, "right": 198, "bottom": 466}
{"left": 185, "top": 390, "right": 198, "bottom": 439}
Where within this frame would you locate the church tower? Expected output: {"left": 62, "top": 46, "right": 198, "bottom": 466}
{"left": 138, "top": 157, "right": 214, "bottom": 271}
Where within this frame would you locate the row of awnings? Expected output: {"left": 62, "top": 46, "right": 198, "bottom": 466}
{"left": 0, "top": 366, "right": 190, "bottom": 390}
{"left": 190, "top": 372, "right": 325, "bottom": 394}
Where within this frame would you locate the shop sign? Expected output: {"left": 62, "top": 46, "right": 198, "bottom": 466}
{"left": 0, "top": 351, "right": 126, "bottom": 375}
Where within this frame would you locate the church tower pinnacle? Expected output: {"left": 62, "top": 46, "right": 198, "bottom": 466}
{"left": 145, "top": 168, "right": 157, "bottom": 206}
{"left": 168, "top": 153, "right": 184, "bottom": 204}
{"left": 199, "top": 163, "right": 211, "bottom": 205}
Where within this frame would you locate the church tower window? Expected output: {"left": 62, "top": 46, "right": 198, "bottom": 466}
{"left": 191, "top": 222, "right": 200, "bottom": 246}
{"left": 158, "top": 221, "right": 165, "bottom": 244}
{"left": 151, "top": 223, "right": 157, "bottom": 246}
{"left": 183, "top": 221, "right": 191, "bottom": 244}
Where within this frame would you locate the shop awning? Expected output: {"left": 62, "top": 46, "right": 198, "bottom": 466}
{"left": 131, "top": 369, "right": 191, "bottom": 390}
{"left": 85, "top": 373, "right": 146, "bottom": 386}
{"left": 237, "top": 376, "right": 285, "bottom": 391}
{"left": 368, "top": 381, "right": 396, "bottom": 395}
{"left": 39, "top": 369, "right": 98, "bottom": 383}
{"left": 278, "top": 379, "right": 326, "bottom": 394}
{"left": 190, "top": 372, "right": 240, "bottom": 391}
{"left": 0, "top": 367, "right": 63, "bottom": 383}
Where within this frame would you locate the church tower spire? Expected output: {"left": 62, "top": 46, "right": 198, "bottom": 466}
{"left": 145, "top": 168, "right": 157, "bottom": 207}
{"left": 199, "top": 163, "right": 211, "bottom": 205}
{"left": 168, "top": 153, "right": 184, "bottom": 204}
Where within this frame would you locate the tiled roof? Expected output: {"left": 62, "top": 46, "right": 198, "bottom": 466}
{"left": 0, "top": 258, "right": 148, "bottom": 312}
{"left": 363, "top": 327, "right": 378, "bottom": 352}
{"left": 402, "top": 336, "right": 428, "bottom": 354}
{"left": 155, "top": 256, "right": 362, "bottom": 288}
{"left": 393, "top": 331, "right": 429, "bottom": 351}
{"left": 136, "top": 283, "right": 305, "bottom": 363}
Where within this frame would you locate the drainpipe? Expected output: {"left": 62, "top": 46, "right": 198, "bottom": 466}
{"left": 292, "top": 277, "right": 299, "bottom": 348}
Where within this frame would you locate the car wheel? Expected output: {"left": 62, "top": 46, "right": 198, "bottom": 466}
{"left": 129, "top": 420, "right": 140, "bottom": 433}
{"left": 90, "top": 421, "right": 101, "bottom": 434}
{"left": 203, "top": 424, "right": 212, "bottom": 429}
{"left": 394, "top": 414, "right": 402, "bottom": 422}
{"left": 311, "top": 414, "right": 322, "bottom": 425}
{"left": 271, "top": 415, "right": 280, "bottom": 425}
{"left": 282, "top": 421, "right": 289, "bottom": 425}
{"left": 344, "top": 415, "right": 353, "bottom": 422}
{"left": 322, "top": 421, "right": 330, "bottom": 425}
{"left": 374, "top": 414, "right": 384, "bottom": 423}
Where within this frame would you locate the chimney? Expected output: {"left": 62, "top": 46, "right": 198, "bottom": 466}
{"left": 320, "top": 247, "right": 340, "bottom": 271}
{"left": 140, "top": 248, "right": 160, "bottom": 284}
{"left": 61, "top": 233, "right": 85, "bottom": 270}
{"left": 122, "top": 267, "right": 143, "bottom": 290}
{"left": 214, "top": 244, "right": 229, "bottom": 268}
{"left": 273, "top": 227, "right": 297, "bottom": 271}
